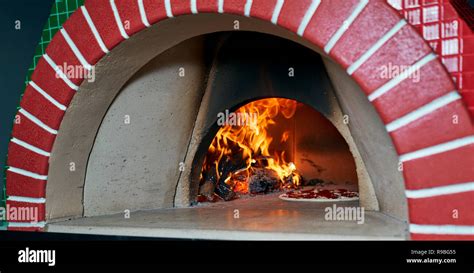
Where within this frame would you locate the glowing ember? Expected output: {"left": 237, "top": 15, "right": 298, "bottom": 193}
{"left": 199, "top": 98, "right": 302, "bottom": 200}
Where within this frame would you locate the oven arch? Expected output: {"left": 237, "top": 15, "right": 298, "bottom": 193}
{"left": 5, "top": 0, "right": 473, "bottom": 240}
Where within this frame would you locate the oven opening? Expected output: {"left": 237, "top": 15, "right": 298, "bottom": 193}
{"left": 197, "top": 98, "right": 359, "bottom": 204}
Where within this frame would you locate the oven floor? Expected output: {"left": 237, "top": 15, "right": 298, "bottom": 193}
{"left": 47, "top": 193, "right": 408, "bottom": 240}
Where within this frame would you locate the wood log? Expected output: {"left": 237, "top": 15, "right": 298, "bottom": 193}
{"left": 248, "top": 168, "right": 279, "bottom": 194}
{"left": 215, "top": 181, "right": 235, "bottom": 201}
{"left": 199, "top": 165, "right": 218, "bottom": 199}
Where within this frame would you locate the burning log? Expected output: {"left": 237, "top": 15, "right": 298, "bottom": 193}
{"left": 215, "top": 180, "right": 235, "bottom": 201}
{"left": 199, "top": 164, "right": 218, "bottom": 199}
{"left": 200, "top": 155, "right": 245, "bottom": 201}
{"left": 213, "top": 155, "right": 245, "bottom": 200}
{"left": 217, "top": 155, "right": 246, "bottom": 184}
{"left": 248, "top": 168, "right": 279, "bottom": 194}
{"left": 198, "top": 99, "right": 304, "bottom": 201}
{"left": 215, "top": 155, "right": 246, "bottom": 200}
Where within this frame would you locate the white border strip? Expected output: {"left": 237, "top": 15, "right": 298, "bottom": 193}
{"left": 190, "top": 0, "right": 198, "bottom": 14}
{"left": 218, "top": 0, "right": 224, "bottom": 13}
{"left": 18, "top": 108, "right": 58, "bottom": 135}
{"left": 43, "top": 54, "right": 79, "bottom": 91}
{"left": 165, "top": 0, "right": 174, "bottom": 17}
{"left": 324, "top": 0, "right": 368, "bottom": 53}
{"left": 8, "top": 222, "right": 46, "bottom": 228}
{"left": 60, "top": 28, "right": 93, "bottom": 70}
{"left": 369, "top": 53, "right": 437, "bottom": 102}
{"left": 271, "top": 0, "right": 284, "bottom": 24}
{"left": 406, "top": 182, "right": 474, "bottom": 199}
{"left": 244, "top": 0, "right": 253, "bottom": 17}
{"left": 410, "top": 224, "right": 474, "bottom": 235}
{"left": 400, "top": 135, "right": 474, "bottom": 162}
{"left": 347, "top": 19, "right": 407, "bottom": 75}
{"left": 386, "top": 91, "right": 461, "bottom": 132}
{"left": 11, "top": 138, "right": 51, "bottom": 157}
{"left": 110, "top": 0, "right": 130, "bottom": 39}
{"left": 7, "top": 196, "right": 46, "bottom": 203}
{"left": 138, "top": 0, "right": 151, "bottom": 27}
{"left": 297, "top": 0, "right": 321, "bottom": 36}
{"left": 7, "top": 166, "right": 48, "bottom": 180}
{"left": 81, "top": 6, "right": 110, "bottom": 53}
{"left": 29, "top": 81, "right": 66, "bottom": 111}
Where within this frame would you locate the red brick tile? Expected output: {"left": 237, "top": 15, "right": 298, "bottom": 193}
{"left": 403, "top": 144, "right": 474, "bottom": 190}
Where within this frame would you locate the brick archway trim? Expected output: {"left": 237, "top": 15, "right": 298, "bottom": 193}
{"left": 5, "top": 0, "right": 474, "bottom": 240}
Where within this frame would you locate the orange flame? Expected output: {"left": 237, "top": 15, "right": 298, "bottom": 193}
{"left": 201, "top": 98, "right": 301, "bottom": 195}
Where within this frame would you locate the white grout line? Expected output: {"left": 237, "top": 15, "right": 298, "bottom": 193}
{"left": 138, "top": 0, "right": 151, "bottom": 27}
{"left": 43, "top": 54, "right": 80, "bottom": 91}
{"left": 347, "top": 19, "right": 407, "bottom": 75}
{"left": 81, "top": 6, "right": 110, "bottom": 53}
{"left": 369, "top": 53, "right": 437, "bottom": 102}
{"left": 406, "top": 182, "right": 474, "bottom": 199}
{"left": 399, "top": 135, "right": 474, "bottom": 162}
{"left": 110, "top": 0, "right": 130, "bottom": 39}
{"left": 244, "top": 0, "right": 253, "bottom": 17}
{"left": 218, "top": 0, "right": 224, "bottom": 13}
{"left": 386, "top": 91, "right": 461, "bottom": 132}
{"left": 297, "top": 0, "right": 321, "bottom": 36}
{"left": 7, "top": 166, "right": 48, "bottom": 180}
{"left": 271, "top": 0, "right": 284, "bottom": 25}
{"left": 164, "top": 0, "right": 174, "bottom": 17}
{"left": 8, "top": 222, "right": 46, "bottom": 228}
{"left": 7, "top": 196, "right": 46, "bottom": 203}
{"left": 29, "top": 81, "right": 66, "bottom": 111}
{"left": 60, "top": 28, "right": 93, "bottom": 71}
{"left": 18, "top": 108, "right": 58, "bottom": 135}
{"left": 324, "top": 0, "right": 368, "bottom": 54}
{"left": 190, "top": 0, "right": 198, "bottom": 14}
{"left": 11, "top": 138, "right": 51, "bottom": 157}
{"left": 410, "top": 224, "right": 474, "bottom": 235}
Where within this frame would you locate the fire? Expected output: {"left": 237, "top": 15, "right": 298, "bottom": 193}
{"left": 200, "top": 98, "right": 301, "bottom": 197}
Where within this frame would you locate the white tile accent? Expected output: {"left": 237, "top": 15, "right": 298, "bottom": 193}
{"left": 406, "top": 182, "right": 474, "bottom": 199}
{"left": 347, "top": 19, "right": 407, "bottom": 75}
{"left": 399, "top": 135, "right": 474, "bottom": 162}
{"left": 7, "top": 196, "right": 46, "bottom": 204}
{"left": 8, "top": 222, "right": 46, "bottom": 228}
{"left": 386, "top": 91, "right": 461, "bottom": 132}
{"left": 138, "top": 0, "right": 151, "bottom": 27}
{"left": 43, "top": 54, "right": 80, "bottom": 91}
{"left": 7, "top": 166, "right": 48, "bottom": 180}
{"left": 297, "top": 0, "right": 321, "bottom": 36}
{"left": 110, "top": 0, "right": 130, "bottom": 39}
{"left": 244, "top": 0, "right": 253, "bottom": 17}
{"left": 324, "top": 0, "right": 368, "bottom": 54}
{"left": 81, "top": 6, "right": 110, "bottom": 53}
{"left": 60, "top": 28, "right": 93, "bottom": 70}
{"left": 11, "top": 138, "right": 51, "bottom": 157}
{"left": 368, "top": 53, "right": 437, "bottom": 102}
{"left": 190, "top": 0, "right": 198, "bottom": 14}
{"left": 165, "top": 0, "right": 174, "bottom": 17}
{"left": 271, "top": 0, "right": 284, "bottom": 25}
{"left": 18, "top": 108, "right": 58, "bottom": 135}
{"left": 29, "top": 81, "right": 67, "bottom": 111}
{"left": 218, "top": 0, "right": 224, "bottom": 13}
{"left": 410, "top": 224, "right": 474, "bottom": 235}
